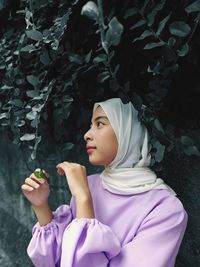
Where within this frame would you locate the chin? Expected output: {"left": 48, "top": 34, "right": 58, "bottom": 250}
{"left": 89, "top": 158, "right": 106, "bottom": 166}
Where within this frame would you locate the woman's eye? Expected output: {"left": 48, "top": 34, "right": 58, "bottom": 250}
{"left": 97, "top": 121, "right": 104, "bottom": 127}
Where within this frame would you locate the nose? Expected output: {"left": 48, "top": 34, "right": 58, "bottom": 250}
{"left": 84, "top": 128, "right": 93, "bottom": 142}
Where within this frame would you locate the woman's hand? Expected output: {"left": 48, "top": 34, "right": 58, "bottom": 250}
{"left": 56, "top": 162, "right": 91, "bottom": 199}
{"left": 21, "top": 168, "right": 50, "bottom": 207}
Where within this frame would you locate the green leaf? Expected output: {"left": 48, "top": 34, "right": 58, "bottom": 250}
{"left": 31, "top": 136, "right": 42, "bottom": 160}
{"left": 12, "top": 99, "right": 23, "bottom": 108}
{"left": 62, "top": 142, "right": 74, "bottom": 152}
{"left": 105, "top": 17, "right": 124, "bottom": 48}
{"left": 156, "top": 13, "right": 171, "bottom": 35}
{"left": 130, "top": 20, "right": 146, "bottom": 30}
{"left": 93, "top": 54, "right": 107, "bottom": 63}
{"left": 144, "top": 41, "right": 165, "bottom": 49}
{"left": 183, "top": 146, "right": 200, "bottom": 156}
{"left": 85, "top": 50, "right": 92, "bottom": 63}
{"left": 185, "top": 0, "right": 200, "bottom": 13}
{"left": 20, "top": 44, "right": 37, "bottom": 53}
{"left": 26, "top": 75, "right": 40, "bottom": 87}
{"left": 40, "top": 48, "right": 50, "bottom": 65}
{"left": 26, "top": 30, "right": 43, "bottom": 41}
{"left": 132, "top": 30, "right": 153, "bottom": 43}
{"left": 154, "top": 140, "right": 165, "bottom": 162}
{"left": 177, "top": 43, "right": 189, "bottom": 57}
{"left": 26, "top": 110, "right": 37, "bottom": 120}
{"left": 141, "top": 0, "right": 151, "bottom": 14}
{"left": 168, "top": 37, "right": 176, "bottom": 47}
{"left": 0, "top": 113, "right": 9, "bottom": 120}
{"left": 97, "top": 71, "right": 110, "bottom": 83}
{"left": 68, "top": 53, "right": 83, "bottom": 64}
{"left": 81, "top": 1, "right": 99, "bottom": 21}
{"left": 154, "top": 118, "right": 165, "bottom": 134}
{"left": 124, "top": 7, "right": 138, "bottom": 19}
{"left": 147, "top": 1, "right": 166, "bottom": 27}
{"left": 169, "top": 21, "right": 191, "bottom": 37}
{"left": 26, "top": 90, "right": 40, "bottom": 98}
{"left": 180, "top": 135, "right": 193, "bottom": 146}
{"left": 20, "top": 133, "right": 35, "bottom": 141}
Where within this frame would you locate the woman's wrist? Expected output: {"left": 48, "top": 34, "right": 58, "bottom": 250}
{"left": 32, "top": 202, "right": 53, "bottom": 226}
{"left": 75, "top": 194, "right": 95, "bottom": 219}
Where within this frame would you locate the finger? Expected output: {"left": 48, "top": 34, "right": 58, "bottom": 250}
{"left": 21, "top": 184, "right": 34, "bottom": 192}
{"left": 31, "top": 173, "right": 46, "bottom": 184}
{"left": 56, "top": 163, "right": 67, "bottom": 175}
{"left": 25, "top": 177, "right": 41, "bottom": 189}
{"left": 56, "top": 167, "right": 65, "bottom": 176}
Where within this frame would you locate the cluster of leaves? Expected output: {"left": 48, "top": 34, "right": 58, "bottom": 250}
{"left": 0, "top": 0, "right": 199, "bottom": 165}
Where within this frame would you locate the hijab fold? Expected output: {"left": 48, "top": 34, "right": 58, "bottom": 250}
{"left": 93, "top": 98, "right": 176, "bottom": 196}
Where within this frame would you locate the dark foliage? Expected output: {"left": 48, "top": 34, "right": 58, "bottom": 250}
{"left": 0, "top": 0, "right": 199, "bottom": 167}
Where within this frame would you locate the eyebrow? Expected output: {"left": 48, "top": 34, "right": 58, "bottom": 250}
{"left": 91, "top": 116, "right": 109, "bottom": 124}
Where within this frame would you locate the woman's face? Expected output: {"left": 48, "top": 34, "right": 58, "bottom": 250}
{"left": 84, "top": 106, "right": 118, "bottom": 167}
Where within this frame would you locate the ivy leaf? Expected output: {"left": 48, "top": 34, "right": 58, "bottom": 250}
{"left": 132, "top": 30, "right": 153, "bottom": 43}
{"left": 185, "top": 0, "right": 200, "bottom": 13}
{"left": 154, "top": 118, "right": 165, "bottom": 134}
{"left": 20, "top": 133, "right": 35, "bottom": 141}
{"left": 31, "top": 136, "right": 42, "bottom": 160}
{"left": 177, "top": 43, "right": 189, "bottom": 57}
{"left": 12, "top": 99, "right": 23, "bottom": 108}
{"left": 156, "top": 13, "right": 171, "bottom": 35}
{"left": 85, "top": 50, "right": 92, "bottom": 63}
{"left": 26, "top": 110, "right": 37, "bottom": 120}
{"left": 180, "top": 135, "right": 193, "bottom": 146}
{"left": 105, "top": 17, "right": 124, "bottom": 48}
{"left": 93, "top": 54, "right": 107, "bottom": 63}
{"left": 168, "top": 37, "right": 176, "bottom": 47}
{"left": 81, "top": 1, "right": 99, "bottom": 21}
{"left": 130, "top": 20, "right": 146, "bottom": 30}
{"left": 169, "top": 21, "right": 191, "bottom": 37}
{"left": 26, "top": 30, "right": 43, "bottom": 42}
{"left": 147, "top": 1, "right": 166, "bottom": 27}
{"left": 154, "top": 140, "right": 165, "bottom": 162}
{"left": 144, "top": 41, "right": 165, "bottom": 50}
{"left": 141, "top": 0, "right": 151, "bottom": 14}
{"left": 26, "top": 90, "right": 40, "bottom": 98}
{"left": 40, "top": 48, "right": 50, "bottom": 65}
{"left": 62, "top": 142, "right": 74, "bottom": 152}
{"left": 97, "top": 71, "right": 110, "bottom": 83}
{"left": 0, "top": 113, "right": 9, "bottom": 120}
{"left": 20, "top": 44, "right": 37, "bottom": 53}
{"left": 183, "top": 146, "right": 200, "bottom": 156}
{"left": 124, "top": 7, "right": 138, "bottom": 19}
{"left": 26, "top": 75, "right": 40, "bottom": 87}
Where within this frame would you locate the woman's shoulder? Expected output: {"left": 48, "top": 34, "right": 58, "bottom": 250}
{"left": 143, "top": 189, "right": 188, "bottom": 221}
{"left": 87, "top": 172, "right": 101, "bottom": 189}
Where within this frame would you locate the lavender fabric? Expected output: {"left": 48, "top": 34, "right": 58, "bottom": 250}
{"left": 27, "top": 173, "right": 188, "bottom": 267}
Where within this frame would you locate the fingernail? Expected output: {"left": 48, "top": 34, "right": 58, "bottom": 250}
{"left": 35, "top": 184, "right": 40, "bottom": 189}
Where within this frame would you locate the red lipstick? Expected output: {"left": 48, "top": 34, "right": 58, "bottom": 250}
{"left": 86, "top": 145, "right": 96, "bottom": 154}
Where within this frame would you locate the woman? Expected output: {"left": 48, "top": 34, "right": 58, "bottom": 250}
{"left": 21, "top": 98, "right": 188, "bottom": 267}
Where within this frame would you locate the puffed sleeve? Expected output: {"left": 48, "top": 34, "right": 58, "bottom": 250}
{"left": 109, "top": 199, "right": 188, "bottom": 267}
{"left": 27, "top": 204, "right": 73, "bottom": 267}
{"left": 60, "top": 218, "right": 121, "bottom": 267}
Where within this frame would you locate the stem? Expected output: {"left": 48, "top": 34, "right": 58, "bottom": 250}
{"left": 97, "top": 0, "right": 108, "bottom": 54}
{"left": 187, "top": 12, "right": 200, "bottom": 44}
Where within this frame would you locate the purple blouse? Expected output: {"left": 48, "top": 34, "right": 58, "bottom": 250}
{"left": 27, "top": 173, "right": 188, "bottom": 267}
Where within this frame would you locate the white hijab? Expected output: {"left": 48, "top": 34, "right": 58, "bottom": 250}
{"left": 93, "top": 98, "right": 176, "bottom": 195}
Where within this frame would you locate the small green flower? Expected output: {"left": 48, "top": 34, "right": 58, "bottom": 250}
{"left": 34, "top": 169, "right": 46, "bottom": 179}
